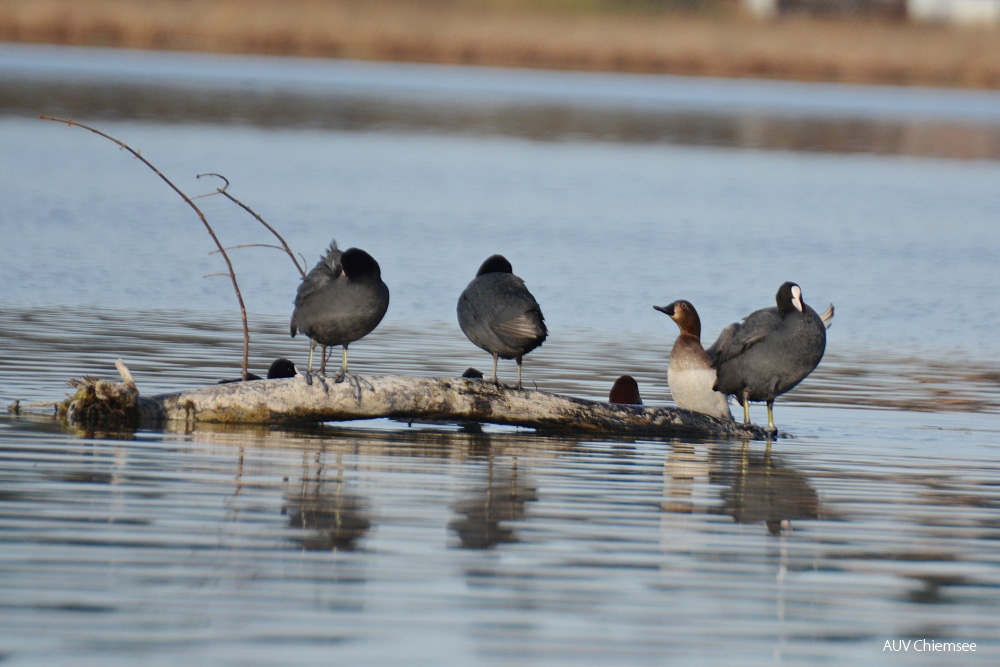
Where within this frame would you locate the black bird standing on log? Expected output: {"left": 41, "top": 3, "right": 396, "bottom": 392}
{"left": 457, "top": 254, "right": 547, "bottom": 390}
{"left": 291, "top": 240, "right": 389, "bottom": 375}
{"left": 711, "top": 282, "right": 826, "bottom": 433}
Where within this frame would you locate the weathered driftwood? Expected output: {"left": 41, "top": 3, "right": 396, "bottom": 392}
{"left": 63, "top": 359, "right": 141, "bottom": 427}
{"left": 85, "top": 370, "right": 765, "bottom": 438}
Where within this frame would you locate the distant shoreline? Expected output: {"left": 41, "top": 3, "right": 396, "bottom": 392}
{"left": 3, "top": 0, "right": 1000, "bottom": 90}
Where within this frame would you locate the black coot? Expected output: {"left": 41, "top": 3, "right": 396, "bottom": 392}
{"left": 291, "top": 240, "right": 389, "bottom": 375}
{"left": 712, "top": 282, "right": 826, "bottom": 432}
{"left": 457, "top": 255, "right": 547, "bottom": 390}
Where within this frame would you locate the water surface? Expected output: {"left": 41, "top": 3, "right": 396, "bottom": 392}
{"left": 2, "top": 46, "right": 1000, "bottom": 666}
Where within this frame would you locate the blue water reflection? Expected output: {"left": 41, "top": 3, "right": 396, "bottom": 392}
{"left": 4, "top": 43, "right": 1000, "bottom": 158}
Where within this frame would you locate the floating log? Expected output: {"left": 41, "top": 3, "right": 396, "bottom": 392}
{"left": 60, "top": 361, "right": 769, "bottom": 438}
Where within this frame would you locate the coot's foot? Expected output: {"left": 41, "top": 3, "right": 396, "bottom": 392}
{"left": 332, "top": 370, "right": 373, "bottom": 401}
{"left": 302, "top": 370, "right": 330, "bottom": 392}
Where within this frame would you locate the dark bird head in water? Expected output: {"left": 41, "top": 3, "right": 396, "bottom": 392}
{"left": 476, "top": 254, "right": 514, "bottom": 276}
{"left": 267, "top": 358, "right": 297, "bottom": 379}
{"left": 609, "top": 375, "right": 642, "bottom": 405}
{"left": 218, "top": 357, "right": 297, "bottom": 384}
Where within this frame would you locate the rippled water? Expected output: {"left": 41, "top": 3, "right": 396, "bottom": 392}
{"left": 2, "top": 45, "right": 1000, "bottom": 665}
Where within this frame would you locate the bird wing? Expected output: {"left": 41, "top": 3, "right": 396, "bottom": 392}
{"left": 712, "top": 308, "right": 782, "bottom": 365}
{"left": 293, "top": 242, "right": 343, "bottom": 306}
{"left": 459, "top": 273, "right": 547, "bottom": 346}
{"left": 491, "top": 277, "right": 546, "bottom": 340}
{"left": 494, "top": 312, "right": 545, "bottom": 338}
{"left": 705, "top": 322, "right": 739, "bottom": 360}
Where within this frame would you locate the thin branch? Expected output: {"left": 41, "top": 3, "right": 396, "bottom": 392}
{"left": 40, "top": 116, "right": 253, "bottom": 380}
{"left": 208, "top": 243, "right": 289, "bottom": 255}
{"left": 197, "top": 172, "right": 306, "bottom": 278}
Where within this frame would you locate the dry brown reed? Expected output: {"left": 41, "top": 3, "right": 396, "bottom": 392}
{"left": 2, "top": 0, "right": 1000, "bottom": 88}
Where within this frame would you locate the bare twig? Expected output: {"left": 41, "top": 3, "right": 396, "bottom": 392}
{"left": 209, "top": 243, "right": 290, "bottom": 255}
{"left": 197, "top": 172, "right": 306, "bottom": 278}
{"left": 40, "top": 116, "right": 253, "bottom": 380}
{"left": 115, "top": 358, "right": 137, "bottom": 392}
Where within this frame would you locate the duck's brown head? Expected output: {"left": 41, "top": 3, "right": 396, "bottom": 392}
{"left": 654, "top": 300, "right": 701, "bottom": 340}
{"left": 609, "top": 375, "right": 642, "bottom": 405}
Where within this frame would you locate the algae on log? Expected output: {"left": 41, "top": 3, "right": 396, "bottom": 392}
{"left": 110, "top": 372, "right": 769, "bottom": 438}
{"left": 63, "top": 359, "right": 141, "bottom": 428}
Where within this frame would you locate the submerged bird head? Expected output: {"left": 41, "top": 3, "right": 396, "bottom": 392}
{"left": 776, "top": 282, "right": 804, "bottom": 315}
{"left": 267, "top": 358, "right": 297, "bottom": 379}
{"left": 609, "top": 375, "right": 642, "bottom": 405}
{"left": 476, "top": 254, "right": 514, "bottom": 276}
{"left": 654, "top": 300, "right": 701, "bottom": 339}
{"left": 341, "top": 247, "right": 382, "bottom": 282}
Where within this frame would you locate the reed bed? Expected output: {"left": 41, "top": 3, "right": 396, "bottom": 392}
{"left": 2, "top": 0, "right": 999, "bottom": 88}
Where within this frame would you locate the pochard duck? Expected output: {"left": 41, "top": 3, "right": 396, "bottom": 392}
{"left": 654, "top": 300, "right": 732, "bottom": 420}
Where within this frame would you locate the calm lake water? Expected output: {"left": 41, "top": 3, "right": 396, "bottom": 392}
{"left": 2, "top": 44, "right": 1000, "bottom": 665}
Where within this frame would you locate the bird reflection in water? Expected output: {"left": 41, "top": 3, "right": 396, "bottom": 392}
{"left": 449, "top": 451, "right": 537, "bottom": 549}
{"left": 283, "top": 452, "right": 371, "bottom": 551}
{"left": 712, "top": 442, "right": 819, "bottom": 535}
{"left": 663, "top": 441, "right": 820, "bottom": 535}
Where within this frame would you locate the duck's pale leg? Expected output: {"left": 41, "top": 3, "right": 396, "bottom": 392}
{"left": 766, "top": 400, "right": 776, "bottom": 433}
{"left": 341, "top": 344, "right": 349, "bottom": 374}
{"left": 741, "top": 390, "right": 751, "bottom": 425}
{"left": 491, "top": 353, "right": 500, "bottom": 386}
{"left": 516, "top": 356, "right": 523, "bottom": 391}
